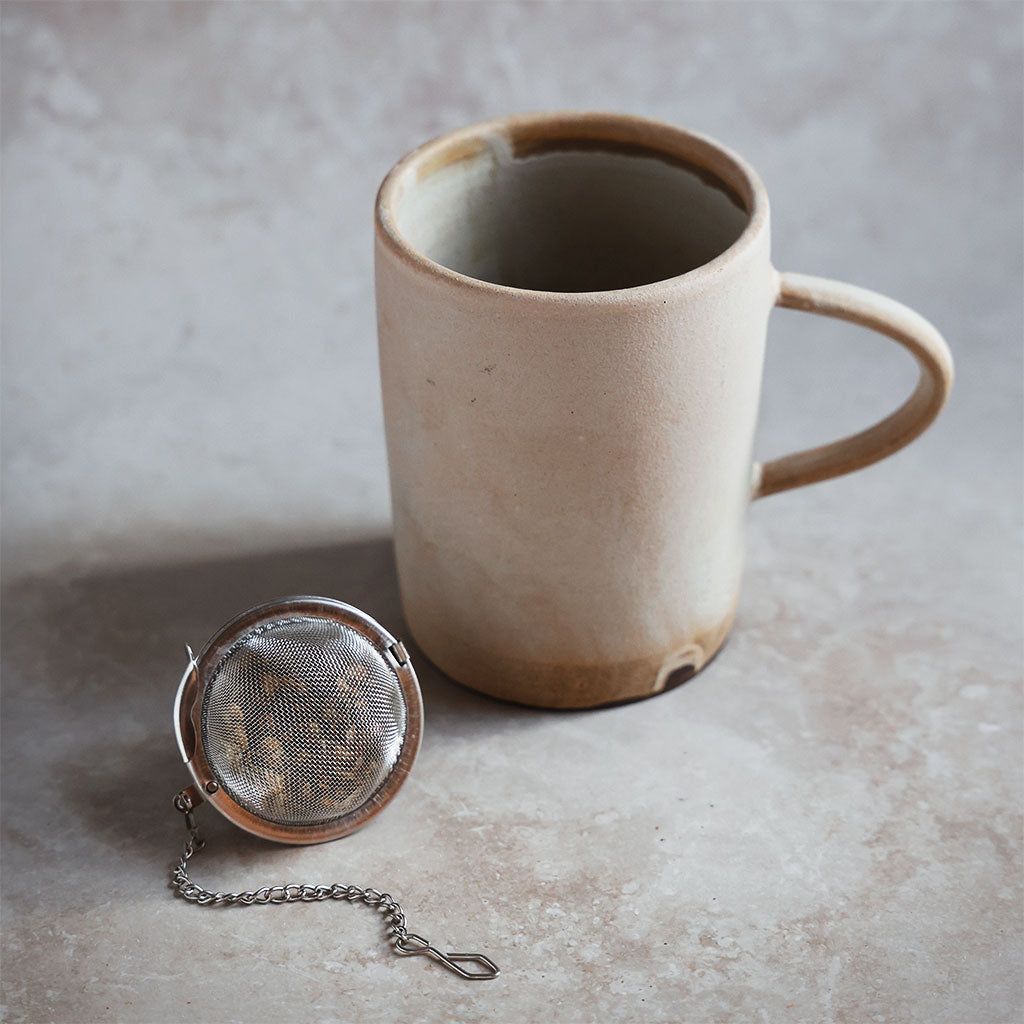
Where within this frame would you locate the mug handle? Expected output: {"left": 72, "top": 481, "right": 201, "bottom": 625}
{"left": 752, "top": 271, "right": 954, "bottom": 499}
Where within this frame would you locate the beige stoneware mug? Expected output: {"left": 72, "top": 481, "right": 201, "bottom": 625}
{"left": 374, "top": 112, "right": 953, "bottom": 709}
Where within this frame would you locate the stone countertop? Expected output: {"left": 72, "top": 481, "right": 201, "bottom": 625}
{"left": 1, "top": 3, "right": 1020, "bottom": 1022}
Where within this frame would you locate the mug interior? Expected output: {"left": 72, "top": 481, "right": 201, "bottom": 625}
{"left": 387, "top": 122, "right": 753, "bottom": 293}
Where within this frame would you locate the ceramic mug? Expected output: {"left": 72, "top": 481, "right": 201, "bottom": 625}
{"left": 374, "top": 112, "right": 953, "bottom": 709}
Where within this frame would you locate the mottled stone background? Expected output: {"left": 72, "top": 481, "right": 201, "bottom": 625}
{"left": 1, "top": 3, "right": 1020, "bottom": 1022}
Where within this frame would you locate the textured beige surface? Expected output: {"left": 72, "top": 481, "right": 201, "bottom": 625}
{"left": 1, "top": 3, "right": 1021, "bottom": 1023}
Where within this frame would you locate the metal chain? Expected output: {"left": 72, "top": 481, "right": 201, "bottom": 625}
{"left": 170, "top": 793, "right": 499, "bottom": 980}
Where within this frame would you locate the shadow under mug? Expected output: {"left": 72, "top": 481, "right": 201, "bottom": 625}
{"left": 374, "top": 112, "right": 953, "bottom": 709}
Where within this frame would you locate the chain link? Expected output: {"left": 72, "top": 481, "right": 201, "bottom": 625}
{"left": 172, "top": 830, "right": 411, "bottom": 927}
{"left": 170, "top": 799, "right": 499, "bottom": 980}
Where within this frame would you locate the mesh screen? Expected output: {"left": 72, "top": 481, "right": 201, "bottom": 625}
{"left": 201, "top": 615, "right": 408, "bottom": 826}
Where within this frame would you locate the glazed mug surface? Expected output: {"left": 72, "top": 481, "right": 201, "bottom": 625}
{"left": 374, "top": 112, "right": 952, "bottom": 709}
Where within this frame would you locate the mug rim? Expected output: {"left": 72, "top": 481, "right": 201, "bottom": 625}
{"left": 374, "top": 110, "right": 770, "bottom": 302}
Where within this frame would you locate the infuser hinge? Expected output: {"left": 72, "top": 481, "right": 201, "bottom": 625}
{"left": 388, "top": 640, "right": 410, "bottom": 667}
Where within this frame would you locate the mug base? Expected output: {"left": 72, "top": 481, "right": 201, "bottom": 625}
{"left": 406, "top": 613, "right": 734, "bottom": 710}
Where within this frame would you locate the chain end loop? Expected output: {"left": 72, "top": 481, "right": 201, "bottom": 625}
{"left": 434, "top": 951, "right": 501, "bottom": 980}
{"left": 394, "top": 934, "right": 500, "bottom": 980}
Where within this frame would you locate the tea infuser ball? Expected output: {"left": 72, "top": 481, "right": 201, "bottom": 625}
{"left": 174, "top": 596, "right": 421, "bottom": 843}
{"left": 170, "top": 595, "right": 499, "bottom": 980}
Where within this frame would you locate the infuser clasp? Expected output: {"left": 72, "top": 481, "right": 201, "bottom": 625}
{"left": 173, "top": 787, "right": 206, "bottom": 848}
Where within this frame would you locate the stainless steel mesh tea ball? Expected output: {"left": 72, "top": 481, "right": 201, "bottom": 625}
{"left": 174, "top": 596, "right": 421, "bottom": 843}
{"left": 170, "top": 596, "right": 498, "bottom": 980}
